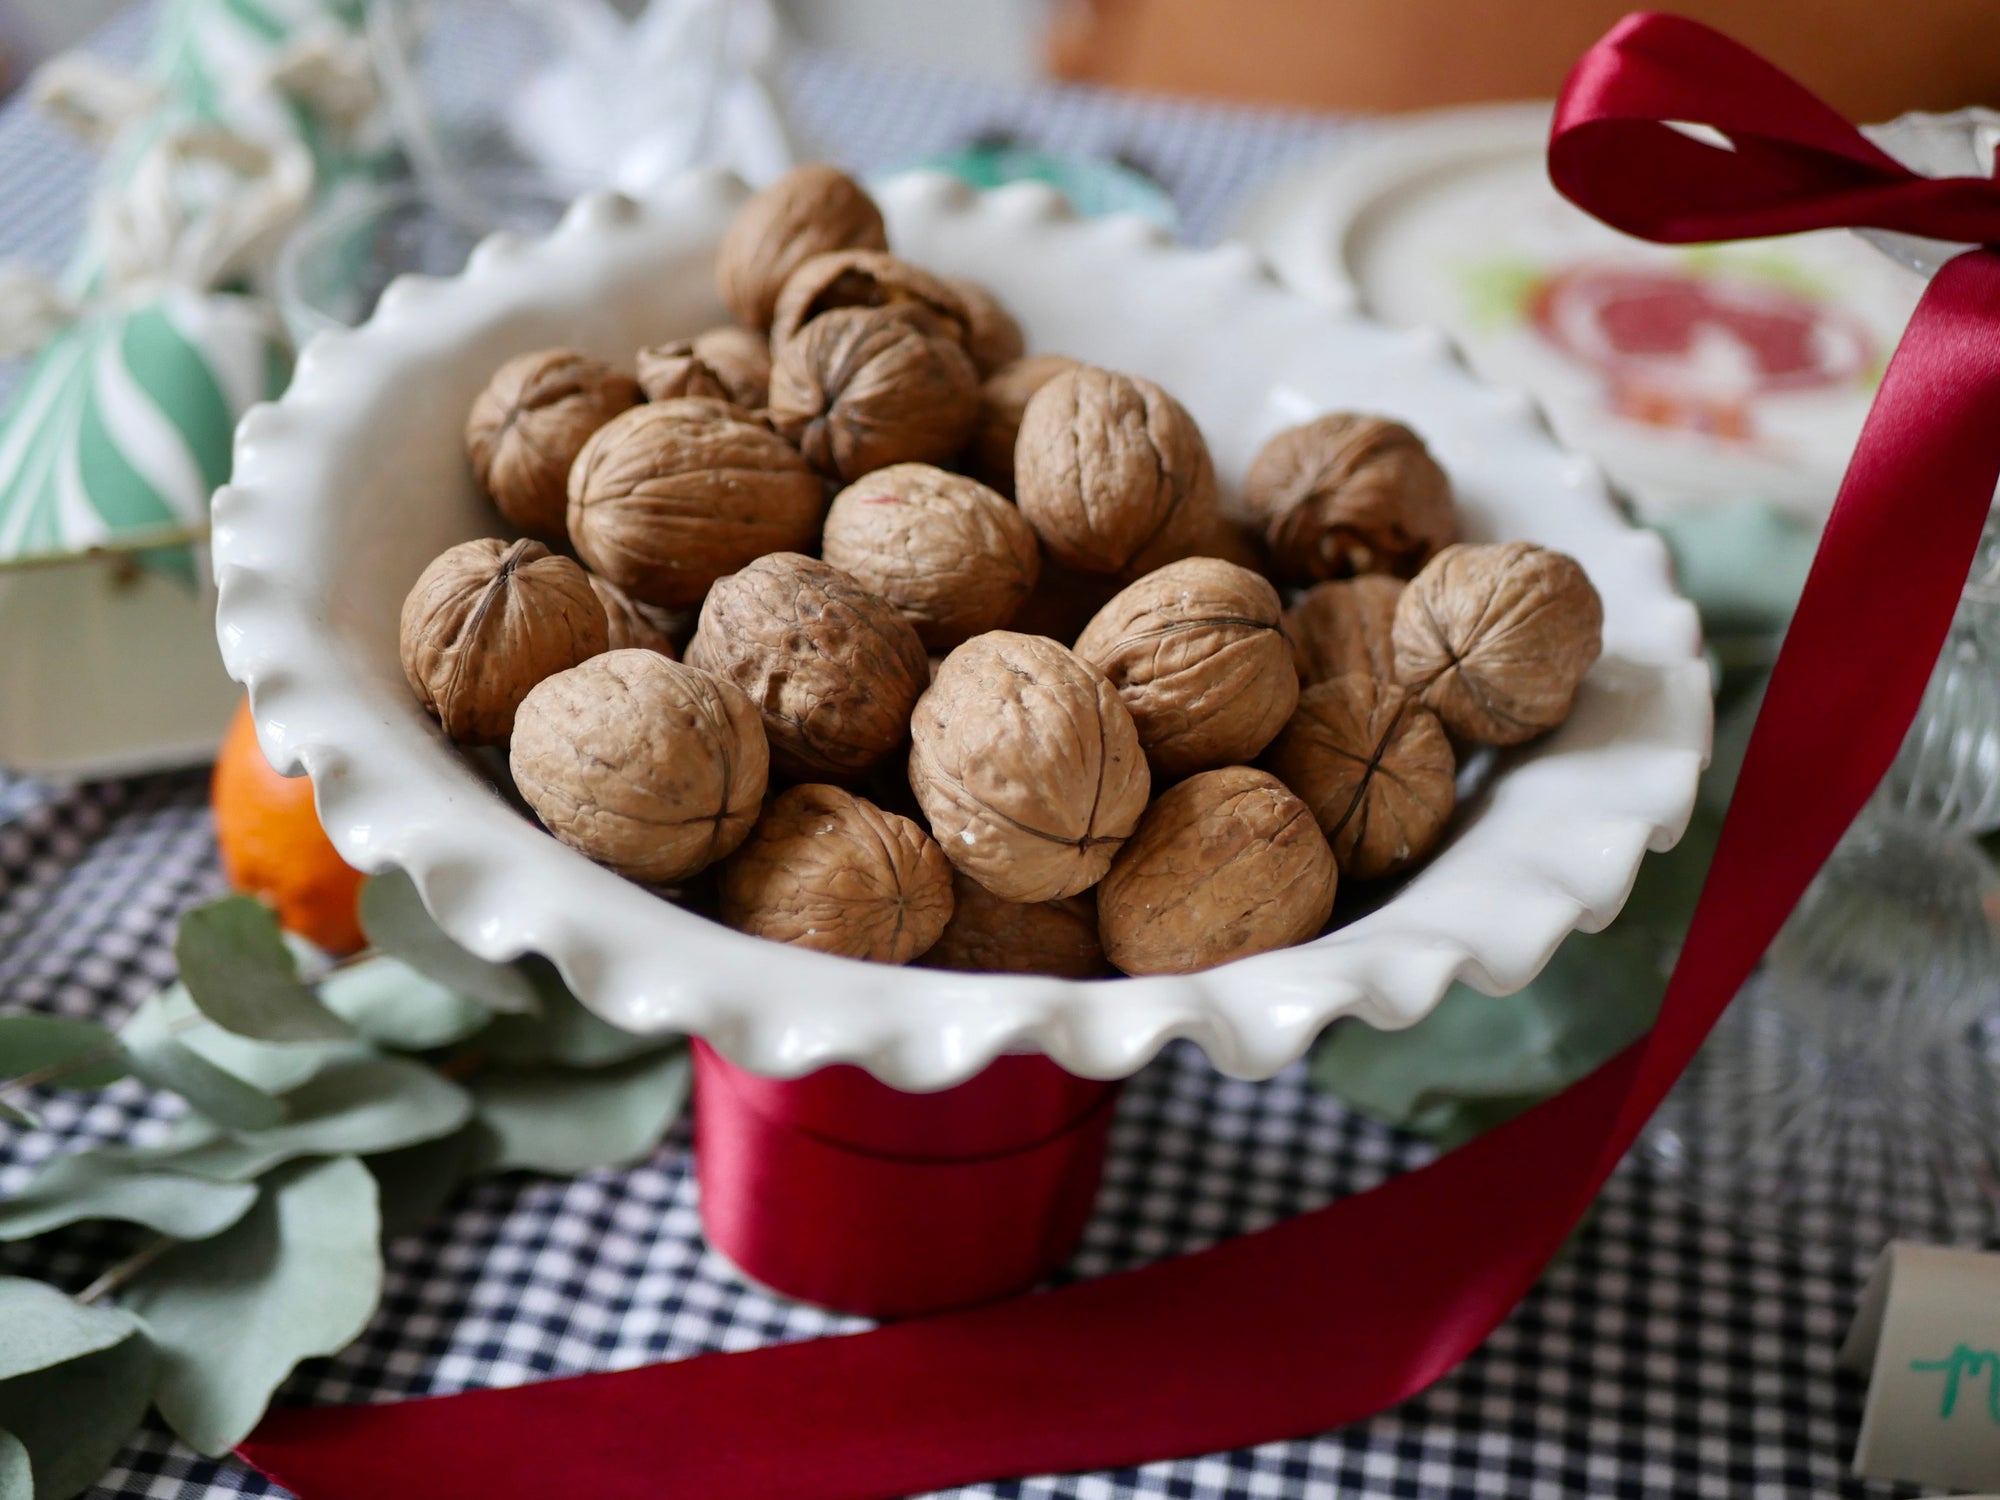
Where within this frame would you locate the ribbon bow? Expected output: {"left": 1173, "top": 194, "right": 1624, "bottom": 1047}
{"left": 242, "top": 16, "right": 2000, "bottom": 1499}
{"left": 1550, "top": 11, "right": 2000, "bottom": 244}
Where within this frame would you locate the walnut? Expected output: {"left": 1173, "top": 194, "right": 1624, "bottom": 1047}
{"left": 1285, "top": 575, "right": 1404, "bottom": 686}
{"left": 768, "top": 250, "right": 971, "bottom": 351}
{"left": 690, "top": 325, "right": 772, "bottom": 409}
{"left": 1096, "top": 767, "right": 1337, "bottom": 976}
{"left": 922, "top": 873, "right": 1110, "bottom": 978}
{"left": 946, "top": 277, "right": 1025, "bottom": 377}
{"left": 1393, "top": 541, "right": 1603, "bottom": 745}
{"left": 716, "top": 164, "right": 888, "bottom": 332}
{"left": 510, "top": 650, "right": 768, "bottom": 883}
{"left": 567, "top": 398, "right": 823, "bottom": 609}
{"left": 719, "top": 784, "right": 953, "bottom": 963}
{"left": 1014, "top": 365, "right": 1219, "bottom": 577}
{"left": 766, "top": 305, "right": 980, "bottom": 482}
{"left": 399, "top": 538, "right": 608, "bottom": 746}
{"left": 968, "top": 353, "right": 1077, "bottom": 496}
{"left": 1244, "top": 413, "right": 1455, "bottom": 582}
{"left": 685, "top": 552, "right": 929, "bottom": 782}
{"left": 1073, "top": 557, "right": 1297, "bottom": 779}
{"left": 1263, "top": 674, "right": 1455, "bottom": 880}
{"left": 633, "top": 340, "right": 730, "bottom": 403}
{"left": 588, "top": 573, "right": 678, "bottom": 656}
{"left": 820, "top": 462, "right": 1040, "bottom": 651}
{"left": 464, "top": 349, "right": 641, "bottom": 542}
{"left": 909, "top": 631, "right": 1150, "bottom": 901}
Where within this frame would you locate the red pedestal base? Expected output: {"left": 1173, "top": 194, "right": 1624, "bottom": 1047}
{"left": 692, "top": 1041, "right": 1120, "bottom": 1319}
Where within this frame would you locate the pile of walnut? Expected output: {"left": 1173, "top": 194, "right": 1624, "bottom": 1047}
{"left": 398, "top": 164, "right": 1605, "bottom": 980}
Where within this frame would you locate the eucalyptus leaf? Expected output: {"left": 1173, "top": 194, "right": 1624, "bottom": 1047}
{"left": 0, "top": 1277, "right": 140, "bottom": 1380}
{"left": 359, "top": 871, "right": 537, "bottom": 1015}
{"left": 120, "top": 1156, "right": 383, "bottom": 1456}
{"left": 1312, "top": 930, "right": 1665, "bottom": 1148}
{"left": 0, "top": 1279, "right": 154, "bottom": 1500}
{"left": 174, "top": 897, "right": 354, "bottom": 1042}
{"left": 0, "top": 1336, "right": 153, "bottom": 1500}
{"left": 0, "top": 1150, "right": 256, "bottom": 1241}
{"left": 317, "top": 954, "right": 492, "bottom": 1051}
{"left": 1310, "top": 790, "right": 1727, "bottom": 1148}
{"left": 0, "top": 1102, "right": 34, "bottom": 1129}
{"left": 367, "top": 1126, "right": 489, "bottom": 1240}
{"left": 127, "top": 988, "right": 326, "bottom": 1095}
{"left": 481, "top": 960, "right": 670, "bottom": 1069}
{"left": 158, "top": 1057, "right": 475, "bottom": 1182}
{"left": 119, "top": 983, "right": 363, "bottom": 1122}
{"left": 0, "top": 1017, "right": 127, "bottom": 1092}
{"left": 470, "top": 1047, "right": 690, "bottom": 1174}
{"left": 118, "top": 993, "right": 288, "bottom": 1131}
{"left": 0, "top": 1428, "right": 29, "bottom": 1500}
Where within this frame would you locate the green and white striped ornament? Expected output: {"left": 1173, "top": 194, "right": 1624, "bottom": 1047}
{"left": 62, "top": 0, "right": 392, "bottom": 295}
{"left": 148, "top": 0, "right": 372, "bottom": 152}
{"left": 0, "top": 289, "right": 286, "bottom": 578}
{"left": 2, "top": 0, "right": 386, "bottom": 576}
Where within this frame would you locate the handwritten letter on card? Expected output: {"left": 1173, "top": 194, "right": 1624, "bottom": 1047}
{"left": 1841, "top": 1240, "right": 2000, "bottom": 1492}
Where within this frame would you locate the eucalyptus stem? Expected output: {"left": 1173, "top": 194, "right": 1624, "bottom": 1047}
{"left": 77, "top": 1234, "right": 174, "bottom": 1305}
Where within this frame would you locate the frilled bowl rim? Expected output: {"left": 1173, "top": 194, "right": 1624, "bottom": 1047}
{"left": 212, "top": 168, "right": 1711, "bottom": 1090}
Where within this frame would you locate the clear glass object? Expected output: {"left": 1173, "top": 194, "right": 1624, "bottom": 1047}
{"left": 1647, "top": 817, "right": 2000, "bottom": 1246}
{"left": 273, "top": 174, "right": 574, "bottom": 342}
{"left": 277, "top": 0, "right": 790, "bottom": 342}
{"left": 1643, "top": 108, "right": 2000, "bottom": 1249}
{"left": 366, "top": 0, "right": 788, "bottom": 203}
{"left": 1881, "top": 512, "right": 2000, "bottom": 833}
{"left": 274, "top": 0, "right": 788, "bottom": 344}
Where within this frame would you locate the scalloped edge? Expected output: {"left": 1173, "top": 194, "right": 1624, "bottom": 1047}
{"left": 213, "top": 168, "right": 1710, "bottom": 1091}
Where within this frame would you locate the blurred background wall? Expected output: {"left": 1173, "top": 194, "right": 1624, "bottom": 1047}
{"left": 1045, "top": 0, "right": 2000, "bottom": 119}
{"left": 6, "top": 0, "right": 2000, "bottom": 119}
{"left": 2, "top": 0, "right": 1050, "bottom": 93}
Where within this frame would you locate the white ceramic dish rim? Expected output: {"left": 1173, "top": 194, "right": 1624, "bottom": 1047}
{"left": 213, "top": 168, "right": 1711, "bottom": 1092}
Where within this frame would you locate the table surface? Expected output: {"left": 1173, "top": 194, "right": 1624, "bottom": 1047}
{"left": 0, "top": 9, "right": 1914, "bottom": 1499}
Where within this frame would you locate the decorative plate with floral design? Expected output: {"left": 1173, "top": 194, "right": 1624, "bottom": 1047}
{"left": 1236, "top": 103, "right": 1923, "bottom": 521}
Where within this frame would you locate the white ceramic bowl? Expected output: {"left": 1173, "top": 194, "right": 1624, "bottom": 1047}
{"left": 212, "top": 170, "right": 1711, "bottom": 1091}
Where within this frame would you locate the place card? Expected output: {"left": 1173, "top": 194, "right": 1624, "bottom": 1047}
{"left": 1841, "top": 1240, "right": 2000, "bottom": 1493}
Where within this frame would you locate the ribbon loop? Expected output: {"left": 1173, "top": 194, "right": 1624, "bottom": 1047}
{"left": 1550, "top": 11, "right": 2000, "bottom": 246}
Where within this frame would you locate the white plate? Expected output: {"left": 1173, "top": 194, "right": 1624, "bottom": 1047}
{"left": 212, "top": 169, "right": 1709, "bottom": 1090}
{"left": 1234, "top": 103, "right": 1921, "bottom": 522}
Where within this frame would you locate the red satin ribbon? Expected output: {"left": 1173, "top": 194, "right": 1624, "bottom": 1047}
{"left": 241, "top": 15, "right": 2000, "bottom": 1497}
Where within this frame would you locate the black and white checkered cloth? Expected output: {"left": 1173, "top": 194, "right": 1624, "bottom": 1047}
{"left": 0, "top": 8, "right": 1913, "bottom": 1497}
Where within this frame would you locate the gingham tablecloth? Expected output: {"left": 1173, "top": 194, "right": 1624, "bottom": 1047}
{"left": 0, "top": 11, "right": 1903, "bottom": 1498}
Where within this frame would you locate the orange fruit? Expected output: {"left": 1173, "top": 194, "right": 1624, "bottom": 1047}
{"left": 211, "top": 697, "right": 367, "bottom": 955}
